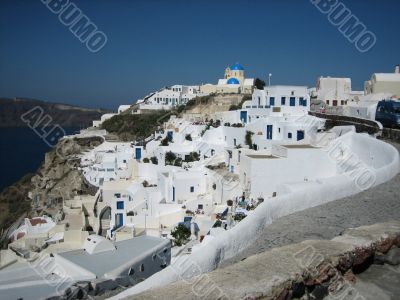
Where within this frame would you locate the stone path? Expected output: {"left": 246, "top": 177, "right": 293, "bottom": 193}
{"left": 222, "top": 141, "right": 400, "bottom": 267}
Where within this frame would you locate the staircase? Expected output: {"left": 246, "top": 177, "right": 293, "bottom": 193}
{"left": 100, "top": 219, "right": 111, "bottom": 236}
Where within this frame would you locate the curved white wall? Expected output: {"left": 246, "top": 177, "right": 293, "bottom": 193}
{"left": 111, "top": 132, "right": 399, "bottom": 299}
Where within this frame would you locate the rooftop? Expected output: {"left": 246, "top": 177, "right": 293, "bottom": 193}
{"left": 57, "top": 235, "right": 169, "bottom": 277}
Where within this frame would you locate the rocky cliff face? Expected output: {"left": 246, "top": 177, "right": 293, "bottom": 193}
{"left": 0, "top": 135, "right": 103, "bottom": 245}
{"left": 30, "top": 136, "right": 103, "bottom": 214}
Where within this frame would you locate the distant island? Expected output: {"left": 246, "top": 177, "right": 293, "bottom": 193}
{"left": 0, "top": 97, "right": 111, "bottom": 128}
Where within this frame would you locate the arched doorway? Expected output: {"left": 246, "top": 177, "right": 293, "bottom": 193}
{"left": 99, "top": 206, "right": 111, "bottom": 236}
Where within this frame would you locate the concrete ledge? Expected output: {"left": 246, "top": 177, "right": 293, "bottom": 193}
{"left": 127, "top": 222, "right": 400, "bottom": 300}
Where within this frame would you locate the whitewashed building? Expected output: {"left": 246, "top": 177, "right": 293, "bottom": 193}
{"left": 364, "top": 65, "right": 400, "bottom": 96}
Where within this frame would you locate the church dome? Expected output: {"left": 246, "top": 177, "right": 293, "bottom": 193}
{"left": 227, "top": 78, "right": 240, "bottom": 85}
{"left": 230, "top": 63, "right": 244, "bottom": 71}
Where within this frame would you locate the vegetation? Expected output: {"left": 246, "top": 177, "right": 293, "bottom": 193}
{"left": 170, "top": 223, "right": 191, "bottom": 246}
{"left": 233, "top": 213, "right": 246, "bottom": 222}
{"left": 245, "top": 131, "right": 254, "bottom": 148}
{"left": 143, "top": 157, "right": 150, "bottom": 163}
{"left": 213, "top": 220, "right": 222, "bottom": 228}
{"left": 254, "top": 78, "right": 266, "bottom": 90}
{"left": 185, "top": 152, "right": 200, "bottom": 162}
{"left": 0, "top": 173, "right": 34, "bottom": 234}
{"left": 165, "top": 151, "right": 177, "bottom": 165}
{"left": 150, "top": 156, "right": 158, "bottom": 165}
{"left": 229, "top": 104, "right": 240, "bottom": 111}
{"left": 185, "top": 134, "right": 192, "bottom": 141}
{"left": 102, "top": 110, "right": 169, "bottom": 141}
{"left": 160, "top": 137, "right": 169, "bottom": 146}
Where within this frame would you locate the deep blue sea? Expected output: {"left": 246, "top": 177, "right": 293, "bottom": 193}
{"left": 0, "top": 127, "right": 79, "bottom": 192}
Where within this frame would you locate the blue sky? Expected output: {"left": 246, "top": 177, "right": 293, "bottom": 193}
{"left": 0, "top": 0, "right": 399, "bottom": 110}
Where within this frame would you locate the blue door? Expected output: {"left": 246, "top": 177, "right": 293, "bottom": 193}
{"left": 297, "top": 130, "right": 304, "bottom": 141}
{"left": 290, "top": 97, "right": 296, "bottom": 106}
{"left": 135, "top": 148, "right": 142, "bottom": 161}
{"left": 266, "top": 125, "right": 273, "bottom": 140}
{"left": 270, "top": 97, "right": 275, "bottom": 106}
{"left": 167, "top": 131, "right": 173, "bottom": 141}
{"left": 240, "top": 111, "right": 247, "bottom": 123}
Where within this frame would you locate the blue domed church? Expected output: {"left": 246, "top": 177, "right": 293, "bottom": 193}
{"left": 199, "top": 63, "right": 254, "bottom": 95}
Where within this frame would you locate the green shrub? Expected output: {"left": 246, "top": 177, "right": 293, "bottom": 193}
{"left": 150, "top": 156, "right": 158, "bottom": 165}
{"left": 171, "top": 224, "right": 191, "bottom": 246}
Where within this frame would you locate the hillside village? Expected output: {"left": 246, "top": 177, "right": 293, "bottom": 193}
{"left": 0, "top": 63, "right": 399, "bottom": 299}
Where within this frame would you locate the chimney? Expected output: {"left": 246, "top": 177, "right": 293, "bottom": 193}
{"left": 395, "top": 65, "right": 400, "bottom": 74}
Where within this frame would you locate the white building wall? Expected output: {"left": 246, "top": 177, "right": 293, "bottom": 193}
{"left": 240, "top": 148, "right": 338, "bottom": 199}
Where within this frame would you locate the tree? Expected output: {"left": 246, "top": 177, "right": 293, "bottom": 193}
{"left": 170, "top": 224, "right": 191, "bottom": 246}
{"left": 160, "top": 137, "right": 169, "bottom": 146}
{"left": 254, "top": 78, "right": 266, "bottom": 90}
{"left": 185, "top": 134, "right": 192, "bottom": 141}
{"left": 165, "top": 151, "right": 177, "bottom": 165}
{"left": 150, "top": 156, "right": 158, "bottom": 165}
{"left": 245, "top": 131, "right": 254, "bottom": 148}
{"left": 143, "top": 157, "right": 150, "bottom": 163}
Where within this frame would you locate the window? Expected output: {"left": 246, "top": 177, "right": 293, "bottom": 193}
{"left": 116, "top": 201, "right": 124, "bottom": 209}
{"left": 128, "top": 268, "right": 135, "bottom": 276}
{"left": 281, "top": 97, "right": 286, "bottom": 105}
{"left": 198, "top": 204, "right": 203, "bottom": 210}
{"left": 190, "top": 186, "right": 194, "bottom": 193}
{"left": 288, "top": 133, "right": 292, "bottom": 139}
{"left": 326, "top": 100, "right": 330, "bottom": 105}
{"left": 114, "top": 193, "right": 121, "bottom": 198}
{"left": 140, "top": 264, "right": 144, "bottom": 272}
{"left": 270, "top": 97, "right": 275, "bottom": 106}
{"left": 278, "top": 128, "right": 281, "bottom": 133}
{"left": 290, "top": 97, "right": 296, "bottom": 106}
{"left": 233, "top": 138, "right": 237, "bottom": 146}
{"left": 332, "top": 100, "right": 338, "bottom": 106}
{"left": 341, "top": 100, "right": 345, "bottom": 105}
{"left": 299, "top": 97, "right": 304, "bottom": 106}
{"left": 152, "top": 254, "right": 157, "bottom": 261}
{"left": 291, "top": 91, "right": 294, "bottom": 96}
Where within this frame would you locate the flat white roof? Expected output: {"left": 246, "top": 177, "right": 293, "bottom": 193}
{"left": 57, "top": 236, "right": 169, "bottom": 277}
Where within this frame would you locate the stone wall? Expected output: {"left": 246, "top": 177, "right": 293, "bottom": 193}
{"left": 308, "top": 111, "right": 381, "bottom": 135}
{"left": 127, "top": 222, "right": 400, "bottom": 300}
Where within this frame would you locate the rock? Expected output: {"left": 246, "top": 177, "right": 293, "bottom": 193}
{"left": 292, "top": 282, "right": 306, "bottom": 298}
{"left": 384, "top": 247, "right": 400, "bottom": 265}
{"left": 75, "top": 281, "right": 90, "bottom": 294}
{"left": 373, "top": 253, "right": 386, "bottom": 265}
{"left": 309, "top": 283, "right": 329, "bottom": 300}
{"left": 92, "top": 279, "right": 118, "bottom": 295}
{"left": 115, "top": 276, "right": 133, "bottom": 287}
